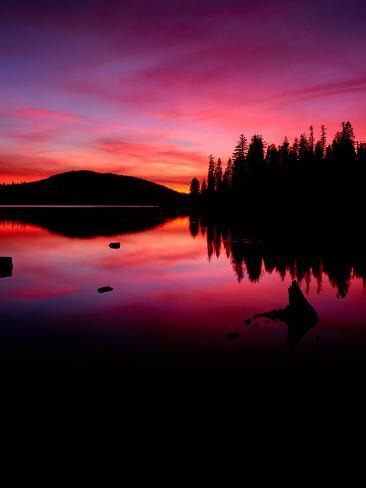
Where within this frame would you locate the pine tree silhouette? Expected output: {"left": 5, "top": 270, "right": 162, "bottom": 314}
{"left": 193, "top": 121, "right": 364, "bottom": 211}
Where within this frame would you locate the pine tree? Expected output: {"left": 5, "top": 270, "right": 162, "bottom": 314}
{"left": 266, "top": 144, "right": 279, "bottom": 171}
{"left": 332, "top": 121, "right": 356, "bottom": 179}
{"left": 314, "top": 141, "right": 323, "bottom": 160}
{"left": 314, "top": 140, "right": 325, "bottom": 182}
{"left": 358, "top": 142, "right": 366, "bottom": 163}
{"left": 358, "top": 142, "right": 366, "bottom": 180}
{"left": 325, "top": 144, "right": 332, "bottom": 161}
{"left": 232, "top": 134, "right": 248, "bottom": 161}
{"left": 320, "top": 125, "right": 327, "bottom": 155}
{"left": 279, "top": 137, "right": 291, "bottom": 174}
{"left": 222, "top": 158, "right": 233, "bottom": 191}
{"left": 207, "top": 154, "right": 216, "bottom": 193}
{"left": 266, "top": 144, "right": 280, "bottom": 182}
{"left": 309, "top": 125, "right": 314, "bottom": 154}
{"left": 189, "top": 177, "right": 200, "bottom": 197}
{"left": 299, "top": 133, "right": 311, "bottom": 163}
{"left": 340, "top": 121, "right": 355, "bottom": 145}
{"left": 247, "top": 134, "right": 265, "bottom": 182}
{"left": 215, "top": 158, "right": 223, "bottom": 192}
{"left": 291, "top": 137, "right": 299, "bottom": 159}
{"left": 232, "top": 134, "right": 248, "bottom": 190}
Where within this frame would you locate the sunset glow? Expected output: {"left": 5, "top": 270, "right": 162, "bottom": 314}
{"left": 1, "top": 0, "right": 366, "bottom": 191}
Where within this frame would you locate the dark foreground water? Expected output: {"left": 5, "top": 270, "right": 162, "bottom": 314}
{"left": 1, "top": 211, "right": 366, "bottom": 391}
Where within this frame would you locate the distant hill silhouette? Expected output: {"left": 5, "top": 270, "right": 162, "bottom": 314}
{"left": 0, "top": 170, "right": 187, "bottom": 207}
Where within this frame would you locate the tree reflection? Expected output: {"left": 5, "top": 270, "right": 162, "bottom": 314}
{"left": 191, "top": 218, "right": 366, "bottom": 298}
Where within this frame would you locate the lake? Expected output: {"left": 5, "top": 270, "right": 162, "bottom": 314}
{"left": 1, "top": 210, "right": 366, "bottom": 388}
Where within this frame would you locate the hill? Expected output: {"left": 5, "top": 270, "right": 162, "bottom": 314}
{"left": 0, "top": 170, "right": 187, "bottom": 207}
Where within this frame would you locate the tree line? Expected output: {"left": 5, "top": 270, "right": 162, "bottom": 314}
{"left": 189, "top": 121, "right": 366, "bottom": 200}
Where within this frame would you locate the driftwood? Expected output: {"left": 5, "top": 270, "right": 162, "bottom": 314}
{"left": 250, "top": 280, "right": 319, "bottom": 348}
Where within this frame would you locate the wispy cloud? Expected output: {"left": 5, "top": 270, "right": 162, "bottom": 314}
{"left": 95, "top": 137, "right": 203, "bottom": 165}
{"left": 0, "top": 153, "right": 75, "bottom": 181}
{"left": 16, "top": 107, "right": 81, "bottom": 122}
{"left": 271, "top": 76, "right": 366, "bottom": 105}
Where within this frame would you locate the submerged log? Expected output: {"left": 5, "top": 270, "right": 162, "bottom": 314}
{"left": 250, "top": 280, "right": 319, "bottom": 348}
{"left": 0, "top": 257, "right": 13, "bottom": 278}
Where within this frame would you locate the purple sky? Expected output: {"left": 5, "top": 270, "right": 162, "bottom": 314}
{"left": 1, "top": 0, "right": 366, "bottom": 190}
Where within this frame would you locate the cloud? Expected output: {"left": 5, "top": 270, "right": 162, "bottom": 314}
{"left": 95, "top": 138, "right": 204, "bottom": 166}
{"left": 4, "top": 130, "right": 54, "bottom": 142}
{"left": 0, "top": 153, "right": 75, "bottom": 182}
{"left": 16, "top": 107, "right": 81, "bottom": 122}
{"left": 273, "top": 76, "right": 366, "bottom": 105}
{"left": 94, "top": 137, "right": 205, "bottom": 190}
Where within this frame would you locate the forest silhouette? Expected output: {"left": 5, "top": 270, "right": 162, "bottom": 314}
{"left": 189, "top": 121, "right": 366, "bottom": 214}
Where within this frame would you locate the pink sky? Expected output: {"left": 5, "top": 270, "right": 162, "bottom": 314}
{"left": 1, "top": 0, "right": 366, "bottom": 191}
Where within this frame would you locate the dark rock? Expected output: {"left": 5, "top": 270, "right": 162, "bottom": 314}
{"left": 97, "top": 286, "right": 113, "bottom": 293}
{"left": 0, "top": 257, "right": 13, "bottom": 278}
{"left": 227, "top": 332, "right": 240, "bottom": 340}
{"left": 109, "top": 242, "right": 120, "bottom": 249}
{"left": 244, "top": 318, "right": 252, "bottom": 326}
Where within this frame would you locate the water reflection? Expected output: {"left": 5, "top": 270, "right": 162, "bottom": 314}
{"left": 193, "top": 217, "right": 366, "bottom": 298}
{"left": 0, "top": 207, "right": 172, "bottom": 238}
{"left": 0, "top": 212, "right": 365, "bottom": 384}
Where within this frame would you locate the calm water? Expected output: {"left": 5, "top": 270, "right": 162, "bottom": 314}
{"left": 1, "top": 213, "right": 366, "bottom": 385}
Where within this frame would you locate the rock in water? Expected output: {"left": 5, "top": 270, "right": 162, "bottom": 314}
{"left": 0, "top": 257, "right": 13, "bottom": 278}
{"left": 109, "top": 242, "right": 120, "bottom": 249}
{"left": 97, "top": 286, "right": 114, "bottom": 293}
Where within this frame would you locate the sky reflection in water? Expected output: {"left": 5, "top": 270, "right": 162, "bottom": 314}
{"left": 0, "top": 216, "right": 366, "bottom": 370}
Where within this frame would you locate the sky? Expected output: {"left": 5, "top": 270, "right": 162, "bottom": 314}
{"left": 1, "top": 0, "right": 366, "bottom": 191}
